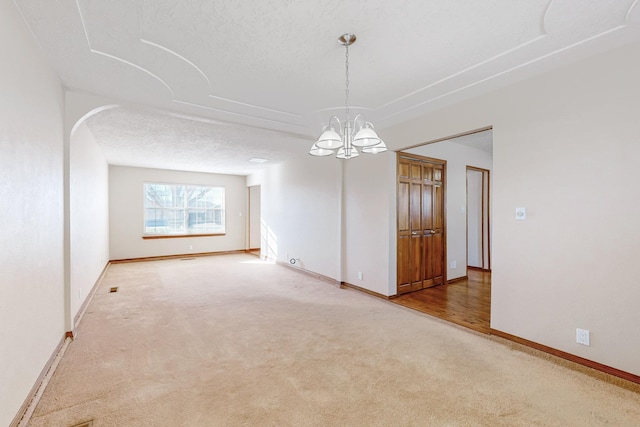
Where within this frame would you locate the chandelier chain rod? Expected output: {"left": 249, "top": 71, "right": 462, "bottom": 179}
{"left": 345, "top": 41, "right": 350, "bottom": 123}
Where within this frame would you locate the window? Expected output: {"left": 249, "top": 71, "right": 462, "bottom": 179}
{"left": 144, "top": 183, "right": 225, "bottom": 236}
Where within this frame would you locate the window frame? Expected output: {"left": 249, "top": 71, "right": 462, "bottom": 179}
{"left": 142, "top": 182, "right": 226, "bottom": 239}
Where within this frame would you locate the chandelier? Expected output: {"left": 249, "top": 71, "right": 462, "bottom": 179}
{"left": 309, "top": 34, "right": 387, "bottom": 159}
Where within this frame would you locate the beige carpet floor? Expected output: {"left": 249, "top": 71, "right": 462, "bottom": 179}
{"left": 27, "top": 254, "right": 640, "bottom": 426}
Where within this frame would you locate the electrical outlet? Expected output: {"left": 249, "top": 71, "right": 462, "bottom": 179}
{"left": 450, "top": 260, "right": 457, "bottom": 269}
{"left": 357, "top": 272, "right": 363, "bottom": 280}
{"left": 576, "top": 328, "right": 590, "bottom": 346}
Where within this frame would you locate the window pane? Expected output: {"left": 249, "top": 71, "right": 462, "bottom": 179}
{"left": 167, "top": 209, "right": 186, "bottom": 234}
{"left": 144, "top": 183, "right": 225, "bottom": 235}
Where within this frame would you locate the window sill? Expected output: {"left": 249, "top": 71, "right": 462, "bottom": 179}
{"left": 142, "top": 233, "right": 226, "bottom": 240}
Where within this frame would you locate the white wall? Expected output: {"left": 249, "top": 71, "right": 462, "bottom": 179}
{"left": 382, "top": 41, "right": 640, "bottom": 375}
{"left": 0, "top": 2, "right": 65, "bottom": 425}
{"left": 70, "top": 122, "right": 109, "bottom": 319}
{"left": 248, "top": 185, "right": 261, "bottom": 249}
{"left": 247, "top": 155, "right": 342, "bottom": 280}
{"left": 406, "top": 141, "right": 493, "bottom": 280}
{"left": 343, "top": 152, "right": 394, "bottom": 295}
{"left": 109, "top": 166, "right": 247, "bottom": 260}
{"left": 247, "top": 120, "right": 492, "bottom": 298}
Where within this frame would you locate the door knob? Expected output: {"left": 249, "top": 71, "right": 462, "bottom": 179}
{"left": 411, "top": 231, "right": 418, "bottom": 235}
{"left": 430, "top": 230, "right": 436, "bottom": 234}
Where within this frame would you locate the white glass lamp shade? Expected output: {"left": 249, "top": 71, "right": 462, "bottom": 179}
{"left": 315, "top": 127, "right": 343, "bottom": 149}
{"left": 352, "top": 124, "right": 381, "bottom": 147}
{"left": 361, "top": 140, "right": 388, "bottom": 154}
{"left": 309, "top": 144, "right": 335, "bottom": 157}
{"left": 336, "top": 146, "right": 359, "bottom": 159}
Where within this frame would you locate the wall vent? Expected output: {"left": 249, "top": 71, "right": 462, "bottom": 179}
{"left": 69, "top": 421, "right": 93, "bottom": 427}
{"left": 109, "top": 287, "right": 118, "bottom": 293}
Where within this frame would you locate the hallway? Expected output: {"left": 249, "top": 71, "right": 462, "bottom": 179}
{"left": 392, "top": 269, "right": 491, "bottom": 334}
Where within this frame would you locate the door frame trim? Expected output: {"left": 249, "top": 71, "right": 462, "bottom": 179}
{"left": 466, "top": 165, "right": 491, "bottom": 271}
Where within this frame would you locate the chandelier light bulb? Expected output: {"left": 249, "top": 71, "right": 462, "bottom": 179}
{"left": 309, "top": 143, "right": 336, "bottom": 157}
{"left": 315, "top": 126, "right": 343, "bottom": 150}
{"left": 336, "top": 146, "right": 359, "bottom": 159}
{"left": 352, "top": 123, "right": 381, "bottom": 147}
{"left": 361, "top": 140, "right": 388, "bottom": 154}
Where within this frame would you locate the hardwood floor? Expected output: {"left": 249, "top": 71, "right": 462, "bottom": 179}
{"left": 392, "top": 269, "right": 491, "bottom": 334}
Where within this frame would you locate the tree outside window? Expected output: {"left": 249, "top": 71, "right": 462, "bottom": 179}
{"left": 144, "top": 183, "right": 225, "bottom": 236}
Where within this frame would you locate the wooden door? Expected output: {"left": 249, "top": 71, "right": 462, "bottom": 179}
{"left": 397, "top": 154, "right": 445, "bottom": 295}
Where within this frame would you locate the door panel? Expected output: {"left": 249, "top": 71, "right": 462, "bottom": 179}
{"left": 433, "top": 166, "right": 442, "bottom": 182}
{"left": 397, "top": 154, "right": 446, "bottom": 295}
{"left": 410, "top": 235, "right": 422, "bottom": 290}
{"left": 399, "top": 162, "right": 410, "bottom": 179}
{"left": 431, "top": 167, "right": 445, "bottom": 287}
{"left": 432, "top": 233, "right": 444, "bottom": 286}
{"left": 422, "top": 182, "right": 433, "bottom": 232}
{"left": 423, "top": 234, "right": 434, "bottom": 288}
{"left": 397, "top": 158, "right": 413, "bottom": 293}
{"left": 409, "top": 166, "right": 422, "bottom": 289}
{"left": 398, "top": 182, "right": 409, "bottom": 232}
{"left": 397, "top": 235, "right": 411, "bottom": 293}
{"left": 434, "top": 184, "right": 444, "bottom": 231}
{"left": 410, "top": 183, "right": 421, "bottom": 233}
{"left": 410, "top": 163, "right": 421, "bottom": 180}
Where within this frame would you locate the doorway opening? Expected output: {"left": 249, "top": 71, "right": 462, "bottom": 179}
{"left": 393, "top": 270, "right": 491, "bottom": 333}
{"left": 393, "top": 129, "right": 492, "bottom": 334}
{"left": 467, "top": 166, "right": 491, "bottom": 271}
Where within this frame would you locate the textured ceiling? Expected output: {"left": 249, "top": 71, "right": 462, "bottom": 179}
{"left": 13, "top": 0, "right": 640, "bottom": 175}
{"left": 84, "top": 107, "right": 308, "bottom": 175}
